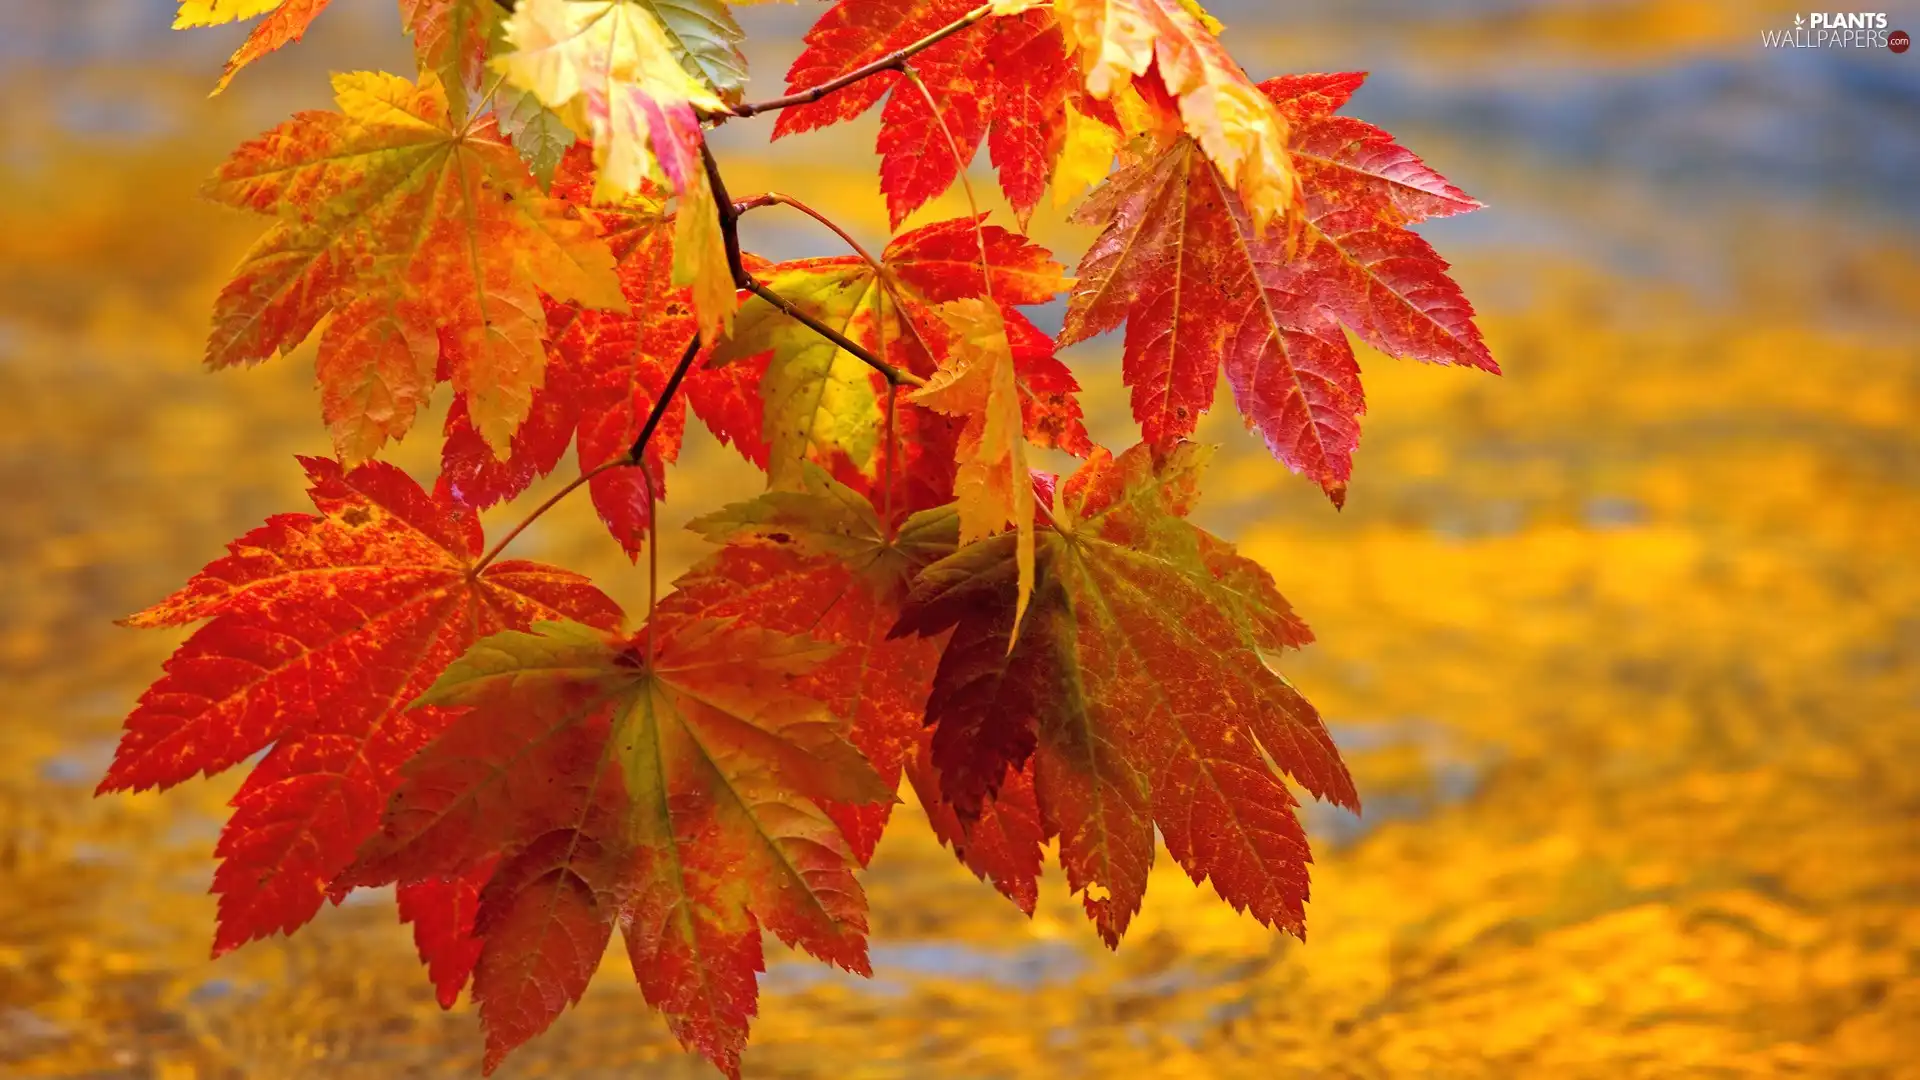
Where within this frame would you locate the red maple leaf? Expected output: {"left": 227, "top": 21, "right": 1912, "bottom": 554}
{"left": 397, "top": 858, "right": 494, "bottom": 1009}
{"left": 907, "top": 713, "right": 1048, "bottom": 915}
{"left": 1059, "top": 72, "right": 1493, "bottom": 507}
{"left": 775, "top": 2, "right": 1115, "bottom": 228}
{"left": 98, "top": 457, "right": 622, "bottom": 957}
{"left": 440, "top": 147, "right": 771, "bottom": 554}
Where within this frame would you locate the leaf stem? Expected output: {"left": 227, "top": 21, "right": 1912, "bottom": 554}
{"left": 902, "top": 65, "right": 995, "bottom": 302}
{"left": 742, "top": 276, "right": 926, "bottom": 389}
{"left": 733, "top": 192, "right": 884, "bottom": 274}
{"left": 726, "top": 4, "right": 995, "bottom": 119}
{"left": 627, "top": 334, "right": 704, "bottom": 463}
{"left": 470, "top": 323, "right": 702, "bottom": 577}
{"left": 470, "top": 457, "right": 625, "bottom": 576}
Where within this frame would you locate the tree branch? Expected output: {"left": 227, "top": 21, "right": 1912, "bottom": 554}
{"left": 469, "top": 334, "right": 702, "bottom": 576}
{"left": 726, "top": 3, "right": 995, "bottom": 119}
{"left": 467, "top": 10, "right": 933, "bottom": 560}
{"left": 744, "top": 277, "right": 926, "bottom": 388}
{"left": 700, "top": 141, "right": 748, "bottom": 286}
{"left": 628, "top": 334, "right": 704, "bottom": 462}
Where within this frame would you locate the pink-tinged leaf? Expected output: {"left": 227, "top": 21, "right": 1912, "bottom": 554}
{"left": 1061, "top": 76, "right": 1495, "bottom": 503}
{"left": 1299, "top": 206, "right": 1499, "bottom": 374}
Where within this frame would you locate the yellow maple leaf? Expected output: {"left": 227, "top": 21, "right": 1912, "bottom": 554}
{"left": 673, "top": 164, "right": 738, "bottom": 342}
{"left": 496, "top": 0, "right": 736, "bottom": 336}
{"left": 714, "top": 262, "right": 890, "bottom": 492}
{"left": 911, "top": 299, "right": 1037, "bottom": 640}
{"left": 173, "top": 0, "right": 285, "bottom": 27}
{"left": 204, "top": 71, "right": 624, "bottom": 461}
{"left": 1051, "top": 99, "right": 1122, "bottom": 209}
{"left": 1053, "top": 0, "right": 1297, "bottom": 229}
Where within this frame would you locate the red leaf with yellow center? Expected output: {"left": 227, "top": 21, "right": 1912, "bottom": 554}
{"left": 714, "top": 214, "right": 1082, "bottom": 509}
{"left": 347, "top": 615, "right": 890, "bottom": 1077}
{"left": 1060, "top": 72, "right": 1493, "bottom": 507}
{"left": 204, "top": 71, "right": 625, "bottom": 463}
{"left": 775, "top": 1, "right": 1116, "bottom": 227}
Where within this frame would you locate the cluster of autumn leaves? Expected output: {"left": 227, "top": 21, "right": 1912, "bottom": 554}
{"left": 110, "top": 0, "right": 1495, "bottom": 1075}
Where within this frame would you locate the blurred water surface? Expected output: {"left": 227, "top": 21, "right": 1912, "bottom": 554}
{"left": 2, "top": 1, "right": 1917, "bottom": 1077}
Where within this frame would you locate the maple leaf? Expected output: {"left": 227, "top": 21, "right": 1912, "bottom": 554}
{"left": 1055, "top": 0, "right": 1299, "bottom": 229}
{"left": 911, "top": 298, "right": 1038, "bottom": 636}
{"left": 176, "top": 0, "right": 332, "bottom": 95}
{"left": 205, "top": 71, "right": 625, "bottom": 461}
{"left": 907, "top": 736, "right": 1046, "bottom": 914}
{"left": 714, "top": 214, "right": 1075, "bottom": 499}
{"left": 349, "top": 616, "right": 889, "bottom": 1077}
{"left": 97, "top": 457, "right": 622, "bottom": 958}
{"left": 661, "top": 463, "right": 961, "bottom": 861}
{"left": 1059, "top": 73, "right": 1493, "bottom": 506}
{"left": 496, "top": 0, "right": 724, "bottom": 197}
{"left": 496, "top": 85, "right": 578, "bottom": 189}
{"left": 496, "top": 0, "right": 739, "bottom": 337}
{"left": 397, "top": 860, "right": 494, "bottom": 1009}
{"left": 439, "top": 149, "right": 769, "bottom": 554}
{"left": 893, "top": 442, "right": 1356, "bottom": 946}
{"left": 775, "top": 1, "right": 1117, "bottom": 228}
{"left": 1050, "top": 96, "right": 1123, "bottom": 209}
{"left": 402, "top": 0, "right": 500, "bottom": 120}
{"left": 648, "top": 0, "right": 753, "bottom": 101}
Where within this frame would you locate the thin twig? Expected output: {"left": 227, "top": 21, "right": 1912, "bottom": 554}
{"left": 472, "top": 333, "right": 701, "bottom": 576}
{"left": 628, "top": 335, "right": 703, "bottom": 462}
{"left": 641, "top": 466, "right": 659, "bottom": 666}
{"left": 735, "top": 192, "right": 945, "bottom": 373}
{"left": 727, "top": 4, "right": 994, "bottom": 118}
{"left": 471, "top": 457, "right": 626, "bottom": 575}
{"left": 743, "top": 277, "right": 926, "bottom": 388}
{"left": 902, "top": 65, "right": 995, "bottom": 303}
{"left": 733, "top": 192, "right": 884, "bottom": 273}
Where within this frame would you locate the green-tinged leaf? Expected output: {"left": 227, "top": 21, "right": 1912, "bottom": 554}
{"left": 495, "top": 85, "right": 577, "bottom": 189}
{"left": 645, "top": 0, "right": 751, "bottom": 100}
{"left": 354, "top": 615, "right": 885, "bottom": 1077}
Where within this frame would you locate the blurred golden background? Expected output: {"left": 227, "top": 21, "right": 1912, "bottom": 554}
{"left": 2, "top": 1, "right": 1917, "bottom": 1076}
